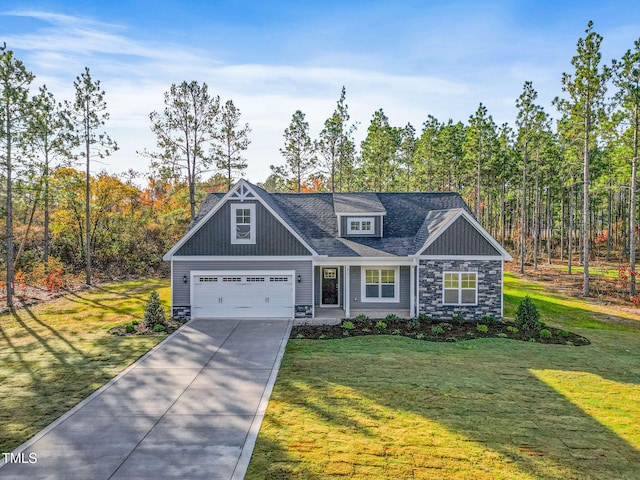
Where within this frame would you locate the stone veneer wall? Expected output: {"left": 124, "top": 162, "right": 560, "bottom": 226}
{"left": 419, "top": 259, "right": 502, "bottom": 320}
{"left": 295, "top": 305, "right": 313, "bottom": 319}
{"left": 172, "top": 306, "right": 191, "bottom": 319}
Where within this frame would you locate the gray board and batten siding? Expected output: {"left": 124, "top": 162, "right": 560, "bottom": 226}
{"left": 175, "top": 201, "right": 312, "bottom": 256}
{"left": 349, "top": 266, "right": 411, "bottom": 309}
{"left": 422, "top": 216, "right": 501, "bottom": 256}
{"left": 172, "top": 260, "right": 313, "bottom": 307}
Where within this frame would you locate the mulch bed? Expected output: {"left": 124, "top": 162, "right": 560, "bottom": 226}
{"left": 291, "top": 319, "right": 590, "bottom": 346}
{"left": 109, "top": 318, "right": 187, "bottom": 336}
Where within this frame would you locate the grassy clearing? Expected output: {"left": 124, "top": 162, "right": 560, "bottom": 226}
{"left": 0, "top": 279, "right": 170, "bottom": 452}
{"left": 247, "top": 274, "right": 640, "bottom": 480}
{"left": 550, "top": 264, "right": 620, "bottom": 279}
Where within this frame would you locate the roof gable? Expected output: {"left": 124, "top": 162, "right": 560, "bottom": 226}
{"left": 163, "top": 180, "right": 317, "bottom": 259}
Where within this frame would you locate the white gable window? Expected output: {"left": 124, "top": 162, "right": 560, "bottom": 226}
{"left": 231, "top": 203, "right": 256, "bottom": 244}
{"left": 443, "top": 272, "right": 477, "bottom": 305}
{"left": 362, "top": 267, "right": 399, "bottom": 302}
{"left": 347, "top": 217, "right": 374, "bottom": 234}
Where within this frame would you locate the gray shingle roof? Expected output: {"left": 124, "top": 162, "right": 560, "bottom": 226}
{"left": 190, "top": 183, "right": 474, "bottom": 257}
{"left": 333, "top": 193, "right": 386, "bottom": 215}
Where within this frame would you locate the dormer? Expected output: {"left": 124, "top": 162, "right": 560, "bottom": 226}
{"left": 333, "top": 193, "right": 387, "bottom": 238}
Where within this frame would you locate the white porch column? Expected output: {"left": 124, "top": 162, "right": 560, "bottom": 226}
{"left": 410, "top": 263, "right": 416, "bottom": 318}
{"left": 344, "top": 265, "right": 350, "bottom": 318}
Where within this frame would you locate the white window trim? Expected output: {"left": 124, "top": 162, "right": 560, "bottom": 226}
{"left": 442, "top": 271, "right": 478, "bottom": 306}
{"left": 231, "top": 203, "right": 256, "bottom": 244}
{"left": 361, "top": 266, "right": 400, "bottom": 303}
{"left": 347, "top": 217, "right": 375, "bottom": 234}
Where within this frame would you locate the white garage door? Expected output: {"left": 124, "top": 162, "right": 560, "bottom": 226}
{"left": 191, "top": 272, "right": 294, "bottom": 319}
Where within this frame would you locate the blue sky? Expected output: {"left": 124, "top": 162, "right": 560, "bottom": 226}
{"left": 2, "top": 1, "right": 640, "bottom": 183}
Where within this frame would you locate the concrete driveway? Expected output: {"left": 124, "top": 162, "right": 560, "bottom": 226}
{"left": 0, "top": 318, "right": 292, "bottom": 480}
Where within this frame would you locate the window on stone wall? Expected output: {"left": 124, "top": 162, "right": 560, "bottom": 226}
{"left": 443, "top": 272, "right": 477, "bottom": 305}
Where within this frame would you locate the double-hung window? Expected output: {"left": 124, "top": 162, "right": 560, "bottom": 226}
{"left": 347, "top": 217, "right": 374, "bottom": 234}
{"left": 443, "top": 272, "right": 477, "bottom": 305}
{"left": 363, "top": 267, "right": 398, "bottom": 301}
{"left": 231, "top": 204, "right": 256, "bottom": 244}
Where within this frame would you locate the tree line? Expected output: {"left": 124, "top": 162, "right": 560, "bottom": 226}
{"left": 1, "top": 46, "right": 251, "bottom": 309}
{"left": 1, "top": 21, "right": 639, "bottom": 310}
{"left": 265, "top": 22, "right": 640, "bottom": 298}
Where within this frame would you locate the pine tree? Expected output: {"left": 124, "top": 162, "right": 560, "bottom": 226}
{"left": 280, "top": 110, "right": 316, "bottom": 192}
{"left": 214, "top": 99, "right": 250, "bottom": 192}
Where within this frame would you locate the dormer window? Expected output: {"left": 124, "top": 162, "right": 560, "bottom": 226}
{"left": 231, "top": 203, "right": 256, "bottom": 244}
{"left": 347, "top": 217, "right": 374, "bottom": 235}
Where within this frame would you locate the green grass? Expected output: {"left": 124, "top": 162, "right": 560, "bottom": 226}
{"left": 0, "top": 279, "right": 170, "bottom": 452}
{"left": 549, "top": 264, "right": 620, "bottom": 279}
{"left": 247, "top": 274, "right": 640, "bottom": 480}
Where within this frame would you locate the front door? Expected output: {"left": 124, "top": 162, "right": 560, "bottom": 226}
{"left": 321, "top": 267, "right": 339, "bottom": 306}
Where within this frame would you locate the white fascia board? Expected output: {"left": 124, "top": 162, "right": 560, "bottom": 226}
{"left": 163, "top": 179, "right": 318, "bottom": 260}
{"left": 416, "top": 209, "right": 512, "bottom": 260}
{"left": 418, "top": 255, "right": 506, "bottom": 261}
{"left": 314, "top": 257, "right": 413, "bottom": 266}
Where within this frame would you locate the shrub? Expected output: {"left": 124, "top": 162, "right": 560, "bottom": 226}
{"left": 374, "top": 321, "right": 387, "bottom": 331}
{"left": 407, "top": 318, "right": 421, "bottom": 330}
{"left": 295, "top": 333, "right": 305, "bottom": 339}
{"left": 125, "top": 324, "right": 135, "bottom": 334}
{"left": 391, "top": 329, "right": 401, "bottom": 335}
{"left": 506, "top": 326, "right": 519, "bottom": 333}
{"left": 481, "top": 315, "right": 498, "bottom": 326}
{"left": 416, "top": 333, "right": 425, "bottom": 340}
{"left": 361, "top": 328, "right": 371, "bottom": 333}
{"left": 341, "top": 321, "right": 356, "bottom": 330}
{"left": 440, "top": 322, "right": 453, "bottom": 331}
{"left": 143, "top": 291, "right": 167, "bottom": 328}
{"left": 476, "top": 324, "right": 489, "bottom": 333}
{"left": 559, "top": 329, "right": 570, "bottom": 337}
{"left": 515, "top": 296, "right": 541, "bottom": 331}
{"left": 355, "top": 314, "right": 369, "bottom": 322}
{"left": 539, "top": 328, "right": 552, "bottom": 339}
{"left": 385, "top": 313, "right": 401, "bottom": 322}
{"left": 496, "top": 333, "right": 508, "bottom": 338}
{"left": 431, "top": 324, "right": 444, "bottom": 335}
{"left": 131, "top": 320, "right": 139, "bottom": 326}
{"left": 451, "top": 315, "right": 465, "bottom": 326}
{"left": 153, "top": 323, "right": 166, "bottom": 333}
{"left": 418, "top": 313, "right": 431, "bottom": 322}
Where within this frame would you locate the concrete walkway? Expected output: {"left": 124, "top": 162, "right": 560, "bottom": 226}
{"left": 0, "top": 318, "right": 292, "bottom": 480}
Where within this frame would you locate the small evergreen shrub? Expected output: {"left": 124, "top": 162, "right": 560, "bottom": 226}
{"left": 476, "top": 324, "right": 489, "bottom": 333}
{"left": 539, "top": 328, "right": 552, "bottom": 339}
{"left": 125, "top": 324, "right": 135, "bottom": 334}
{"left": 440, "top": 322, "right": 453, "bottom": 331}
{"left": 407, "top": 318, "right": 421, "bottom": 330}
{"left": 341, "top": 321, "right": 356, "bottom": 330}
{"left": 153, "top": 323, "right": 166, "bottom": 333}
{"left": 355, "top": 314, "right": 369, "bottom": 322}
{"left": 131, "top": 320, "right": 139, "bottom": 326}
{"left": 385, "top": 313, "right": 401, "bottom": 322}
{"left": 418, "top": 313, "right": 431, "bottom": 322}
{"left": 374, "top": 321, "right": 387, "bottom": 331}
{"left": 515, "top": 296, "right": 541, "bottom": 331}
{"left": 451, "top": 315, "right": 465, "bottom": 325}
{"left": 481, "top": 315, "right": 498, "bottom": 326}
{"left": 559, "top": 329, "right": 570, "bottom": 337}
{"left": 391, "top": 329, "right": 401, "bottom": 335}
{"left": 143, "top": 291, "right": 167, "bottom": 328}
{"left": 416, "top": 333, "right": 425, "bottom": 340}
{"left": 506, "top": 326, "right": 519, "bottom": 333}
{"left": 431, "top": 324, "right": 444, "bottom": 335}
{"left": 361, "top": 328, "right": 371, "bottom": 333}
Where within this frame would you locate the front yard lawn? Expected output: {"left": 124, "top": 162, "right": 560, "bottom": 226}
{"left": 0, "top": 279, "right": 170, "bottom": 452}
{"left": 247, "top": 273, "right": 640, "bottom": 479}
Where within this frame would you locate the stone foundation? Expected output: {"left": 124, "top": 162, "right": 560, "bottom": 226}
{"left": 419, "top": 260, "right": 502, "bottom": 320}
{"left": 295, "top": 305, "right": 313, "bottom": 319}
{"left": 171, "top": 306, "right": 191, "bottom": 320}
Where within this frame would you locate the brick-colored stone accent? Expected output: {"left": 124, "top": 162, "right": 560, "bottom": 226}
{"left": 419, "top": 260, "right": 502, "bottom": 320}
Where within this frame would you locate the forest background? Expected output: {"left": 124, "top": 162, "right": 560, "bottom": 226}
{"left": 1, "top": 21, "right": 639, "bottom": 310}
